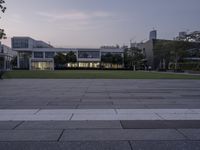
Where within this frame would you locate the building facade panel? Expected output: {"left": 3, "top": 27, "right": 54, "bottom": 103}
{"left": 12, "top": 37, "right": 125, "bottom": 70}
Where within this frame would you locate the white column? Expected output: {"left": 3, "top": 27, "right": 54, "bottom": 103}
{"left": 17, "top": 53, "right": 20, "bottom": 68}
{"left": 29, "top": 58, "right": 31, "bottom": 70}
{"left": 4, "top": 56, "right": 6, "bottom": 70}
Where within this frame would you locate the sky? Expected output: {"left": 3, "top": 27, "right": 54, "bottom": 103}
{"left": 0, "top": 0, "right": 200, "bottom": 48}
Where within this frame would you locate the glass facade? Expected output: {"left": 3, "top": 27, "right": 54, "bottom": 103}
{"left": 101, "top": 52, "right": 122, "bottom": 56}
{"left": 78, "top": 51, "right": 100, "bottom": 59}
{"left": 31, "top": 61, "right": 54, "bottom": 70}
{"left": 78, "top": 62, "right": 100, "bottom": 68}
{"left": 19, "top": 52, "right": 32, "bottom": 69}
{"left": 12, "top": 38, "right": 29, "bottom": 49}
{"left": 101, "top": 63, "right": 123, "bottom": 69}
{"left": 67, "top": 63, "right": 78, "bottom": 68}
{"left": 34, "top": 52, "right": 43, "bottom": 58}
{"left": 45, "top": 52, "right": 55, "bottom": 58}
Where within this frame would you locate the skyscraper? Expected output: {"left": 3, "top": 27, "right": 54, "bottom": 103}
{"left": 149, "top": 30, "right": 157, "bottom": 40}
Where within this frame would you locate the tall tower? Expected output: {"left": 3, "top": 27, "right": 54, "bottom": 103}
{"left": 149, "top": 30, "right": 157, "bottom": 40}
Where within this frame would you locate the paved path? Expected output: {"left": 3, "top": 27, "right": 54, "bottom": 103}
{"left": 1, "top": 109, "right": 200, "bottom": 121}
{"left": 0, "top": 79, "right": 200, "bottom": 150}
{"left": 0, "top": 79, "right": 200, "bottom": 109}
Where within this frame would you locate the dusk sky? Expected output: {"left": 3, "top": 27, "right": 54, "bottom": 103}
{"left": 1, "top": 0, "right": 200, "bottom": 48}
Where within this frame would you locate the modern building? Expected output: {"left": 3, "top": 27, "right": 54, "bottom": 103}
{"left": 176, "top": 31, "right": 200, "bottom": 43}
{"left": 0, "top": 42, "right": 17, "bottom": 70}
{"left": 136, "top": 39, "right": 200, "bottom": 70}
{"left": 12, "top": 37, "right": 124, "bottom": 70}
{"left": 149, "top": 30, "right": 157, "bottom": 40}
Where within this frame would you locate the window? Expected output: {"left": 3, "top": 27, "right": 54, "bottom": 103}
{"left": 31, "top": 61, "right": 54, "bottom": 70}
{"left": 34, "top": 52, "right": 43, "bottom": 58}
{"left": 12, "top": 39, "right": 29, "bottom": 48}
{"left": 19, "top": 52, "right": 32, "bottom": 69}
{"left": 45, "top": 52, "right": 55, "bottom": 58}
{"left": 78, "top": 51, "right": 100, "bottom": 59}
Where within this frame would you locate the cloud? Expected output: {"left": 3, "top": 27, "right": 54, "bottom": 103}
{"left": 35, "top": 10, "right": 114, "bottom": 31}
{"left": 8, "top": 14, "right": 23, "bottom": 23}
{"left": 36, "top": 10, "right": 113, "bottom": 22}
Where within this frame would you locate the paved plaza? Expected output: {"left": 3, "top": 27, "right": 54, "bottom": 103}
{"left": 0, "top": 79, "right": 200, "bottom": 149}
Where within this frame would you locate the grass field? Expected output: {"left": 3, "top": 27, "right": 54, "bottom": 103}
{"left": 2, "top": 70, "right": 200, "bottom": 79}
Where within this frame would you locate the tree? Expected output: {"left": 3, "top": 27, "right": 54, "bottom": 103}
{"left": 54, "top": 53, "right": 66, "bottom": 68}
{"left": 101, "top": 53, "right": 113, "bottom": 64}
{"left": 112, "top": 54, "right": 123, "bottom": 65}
{"left": 154, "top": 40, "right": 190, "bottom": 70}
{"left": 124, "top": 47, "right": 145, "bottom": 70}
{"left": 11, "top": 56, "right": 17, "bottom": 68}
{"left": 66, "top": 51, "right": 77, "bottom": 63}
{"left": 0, "top": 0, "right": 6, "bottom": 39}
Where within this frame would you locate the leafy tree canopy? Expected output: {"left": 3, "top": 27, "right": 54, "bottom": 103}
{"left": 54, "top": 53, "right": 66, "bottom": 66}
{"left": 66, "top": 51, "right": 77, "bottom": 63}
{"left": 0, "top": 0, "right": 6, "bottom": 39}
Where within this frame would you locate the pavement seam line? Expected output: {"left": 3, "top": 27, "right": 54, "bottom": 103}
{"left": 119, "top": 120, "right": 124, "bottom": 129}
{"left": 176, "top": 129, "right": 190, "bottom": 140}
{"left": 57, "top": 129, "right": 65, "bottom": 142}
{"left": 69, "top": 114, "right": 74, "bottom": 120}
{"left": 114, "top": 109, "right": 118, "bottom": 114}
{"left": 128, "top": 140, "right": 134, "bottom": 150}
{"left": 33, "top": 109, "right": 41, "bottom": 115}
{"left": 155, "top": 113, "right": 165, "bottom": 120}
{"left": 12, "top": 121, "right": 24, "bottom": 130}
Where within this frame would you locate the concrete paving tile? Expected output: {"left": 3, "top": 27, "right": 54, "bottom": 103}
{"left": 77, "top": 105, "right": 115, "bottom": 109}
{"left": 146, "top": 104, "right": 195, "bottom": 109}
{"left": 78, "top": 102, "right": 113, "bottom": 105}
{"left": 3, "top": 106, "right": 45, "bottom": 109}
{"left": 40, "top": 105, "right": 77, "bottom": 109}
{"left": 0, "top": 115, "right": 71, "bottom": 121}
{"left": 0, "top": 110, "right": 39, "bottom": 115}
{"left": 159, "top": 114, "right": 200, "bottom": 120}
{"left": 0, "top": 130, "right": 62, "bottom": 141}
{"left": 190, "top": 109, "right": 200, "bottom": 113}
{"left": 164, "top": 120, "right": 200, "bottom": 129}
{"left": 81, "top": 99, "right": 112, "bottom": 102}
{"left": 113, "top": 104, "right": 147, "bottom": 109}
{"left": 47, "top": 102, "right": 80, "bottom": 106}
{"left": 59, "top": 141, "right": 131, "bottom": 150}
{"left": 16, "top": 121, "right": 122, "bottom": 130}
{"left": 121, "top": 120, "right": 200, "bottom": 129}
{"left": 178, "top": 129, "right": 200, "bottom": 140}
{"left": 121, "top": 121, "right": 168, "bottom": 129}
{"left": 0, "top": 121, "right": 22, "bottom": 129}
{"left": 130, "top": 141, "right": 200, "bottom": 150}
{"left": 37, "top": 109, "right": 116, "bottom": 115}
{"left": 116, "top": 109, "right": 194, "bottom": 114}
{"left": 71, "top": 114, "right": 161, "bottom": 120}
{"left": 60, "top": 129, "right": 186, "bottom": 141}
{"left": 0, "top": 142, "right": 61, "bottom": 150}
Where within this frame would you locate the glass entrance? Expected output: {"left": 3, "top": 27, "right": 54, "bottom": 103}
{"left": 31, "top": 61, "right": 54, "bottom": 70}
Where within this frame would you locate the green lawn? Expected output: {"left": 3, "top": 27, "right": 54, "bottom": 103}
{"left": 2, "top": 70, "right": 200, "bottom": 79}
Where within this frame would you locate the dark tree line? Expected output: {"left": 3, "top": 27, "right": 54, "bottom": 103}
{"left": 101, "top": 53, "right": 123, "bottom": 65}
{"left": 124, "top": 47, "right": 145, "bottom": 70}
{"left": 153, "top": 40, "right": 200, "bottom": 71}
{"left": 54, "top": 51, "right": 77, "bottom": 68}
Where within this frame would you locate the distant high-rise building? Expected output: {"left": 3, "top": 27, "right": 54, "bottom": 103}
{"left": 179, "top": 32, "right": 187, "bottom": 38}
{"left": 149, "top": 30, "right": 157, "bottom": 40}
{"left": 176, "top": 31, "right": 200, "bottom": 43}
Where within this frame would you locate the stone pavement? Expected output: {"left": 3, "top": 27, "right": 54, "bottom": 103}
{"left": 0, "top": 79, "right": 200, "bottom": 150}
